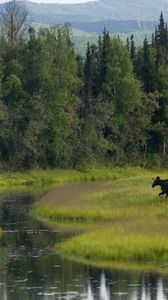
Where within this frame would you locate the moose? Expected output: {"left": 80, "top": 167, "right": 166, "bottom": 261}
{"left": 152, "top": 176, "right": 168, "bottom": 197}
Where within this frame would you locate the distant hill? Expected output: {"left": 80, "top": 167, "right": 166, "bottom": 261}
{"left": 72, "top": 20, "right": 158, "bottom": 34}
{"left": 0, "top": 0, "right": 166, "bottom": 53}
{"left": 32, "top": 24, "right": 153, "bottom": 55}
{"left": 19, "top": 0, "right": 168, "bottom": 33}
{"left": 71, "top": 30, "right": 153, "bottom": 55}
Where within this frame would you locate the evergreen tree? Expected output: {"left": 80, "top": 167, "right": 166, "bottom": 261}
{"left": 126, "top": 37, "right": 130, "bottom": 53}
{"left": 100, "top": 37, "right": 144, "bottom": 161}
{"left": 82, "top": 43, "right": 98, "bottom": 115}
{"left": 141, "top": 37, "right": 156, "bottom": 93}
{"left": 130, "top": 34, "right": 136, "bottom": 60}
{"left": 158, "top": 12, "right": 167, "bottom": 48}
{"left": 98, "top": 28, "right": 110, "bottom": 92}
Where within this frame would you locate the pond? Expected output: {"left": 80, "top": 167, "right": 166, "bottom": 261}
{"left": 0, "top": 192, "right": 168, "bottom": 300}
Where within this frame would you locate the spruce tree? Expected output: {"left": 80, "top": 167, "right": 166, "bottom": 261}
{"left": 130, "top": 34, "right": 136, "bottom": 60}
{"left": 126, "top": 37, "right": 130, "bottom": 53}
{"left": 98, "top": 28, "right": 110, "bottom": 91}
{"left": 158, "top": 12, "right": 166, "bottom": 47}
{"left": 142, "top": 37, "right": 156, "bottom": 93}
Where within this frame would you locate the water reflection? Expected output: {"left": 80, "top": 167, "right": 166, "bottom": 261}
{"left": 86, "top": 272, "right": 168, "bottom": 300}
{"left": 0, "top": 194, "right": 168, "bottom": 299}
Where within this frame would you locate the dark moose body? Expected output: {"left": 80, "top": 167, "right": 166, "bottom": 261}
{"left": 152, "top": 176, "right": 168, "bottom": 197}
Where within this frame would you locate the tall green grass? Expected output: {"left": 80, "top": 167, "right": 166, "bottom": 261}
{"left": 0, "top": 167, "right": 137, "bottom": 191}
{"left": 0, "top": 167, "right": 122, "bottom": 194}
{"left": 58, "top": 228, "right": 168, "bottom": 262}
{"left": 0, "top": 166, "right": 157, "bottom": 188}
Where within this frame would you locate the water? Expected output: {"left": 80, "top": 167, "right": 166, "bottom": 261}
{"left": 1, "top": 193, "right": 168, "bottom": 300}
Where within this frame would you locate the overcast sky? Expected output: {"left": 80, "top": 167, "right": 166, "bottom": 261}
{"left": 28, "top": 0, "right": 98, "bottom": 3}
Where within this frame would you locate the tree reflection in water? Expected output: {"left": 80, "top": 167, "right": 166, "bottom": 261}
{"left": 86, "top": 271, "right": 168, "bottom": 300}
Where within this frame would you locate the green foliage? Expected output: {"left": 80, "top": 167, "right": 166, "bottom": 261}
{"left": 0, "top": 23, "right": 81, "bottom": 170}
{"left": 0, "top": 6, "right": 167, "bottom": 169}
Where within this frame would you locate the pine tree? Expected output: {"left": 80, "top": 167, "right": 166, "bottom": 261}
{"left": 84, "top": 43, "right": 92, "bottom": 102}
{"left": 141, "top": 37, "right": 156, "bottom": 93}
{"left": 126, "top": 37, "right": 130, "bottom": 53}
{"left": 82, "top": 42, "right": 98, "bottom": 115}
{"left": 98, "top": 28, "right": 110, "bottom": 91}
{"left": 130, "top": 34, "right": 136, "bottom": 60}
{"left": 158, "top": 12, "right": 166, "bottom": 47}
{"left": 154, "top": 13, "right": 168, "bottom": 64}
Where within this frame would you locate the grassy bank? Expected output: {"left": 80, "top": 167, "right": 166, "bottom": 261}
{"left": 32, "top": 167, "right": 168, "bottom": 272}
{"left": 0, "top": 167, "right": 126, "bottom": 194}
{"left": 0, "top": 167, "right": 133, "bottom": 190}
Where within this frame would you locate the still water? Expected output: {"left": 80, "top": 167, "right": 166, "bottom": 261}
{"left": 0, "top": 193, "right": 168, "bottom": 300}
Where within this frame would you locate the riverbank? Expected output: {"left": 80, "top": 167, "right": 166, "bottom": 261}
{"left": 32, "top": 167, "right": 168, "bottom": 272}
{"left": 0, "top": 167, "right": 131, "bottom": 192}
{"left": 0, "top": 167, "right": 152, "bottom": 195}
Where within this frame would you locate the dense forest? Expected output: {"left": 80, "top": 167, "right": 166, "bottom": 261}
{"left": 0, "top": 2, "right": 168, "bottom": 170}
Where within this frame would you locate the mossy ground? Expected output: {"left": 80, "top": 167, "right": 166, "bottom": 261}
{"left": 32, "top": 167, "right": 168, "bottom": 272}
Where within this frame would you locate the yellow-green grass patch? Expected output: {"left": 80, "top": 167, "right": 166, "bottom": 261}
{"left": 58, "top": 227, "right": 168, "bottom": 262}
{"left": 58, "top": 225, "right": 168, "bottom": 272}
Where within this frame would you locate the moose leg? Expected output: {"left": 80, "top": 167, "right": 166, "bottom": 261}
{"left": 159, "top": 191, "right": 165, "bottom": 196}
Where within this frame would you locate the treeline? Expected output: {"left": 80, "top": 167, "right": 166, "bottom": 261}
{"left": 0, "top": 2, "right": 167, "bottom": 170}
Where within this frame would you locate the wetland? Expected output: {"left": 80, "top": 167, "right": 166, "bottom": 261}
{"left": 1, "top": 168, "right": 168, "bottom": 299}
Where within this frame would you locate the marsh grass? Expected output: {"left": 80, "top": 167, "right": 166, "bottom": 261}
{"left": 0, "top": 167, "right": 132, "bottom": 193}
{"left": 33, "top": 167, "right": 168, "bottom": 271}
{"left": 59, "top": 228, "right": 168, "bottom": 262}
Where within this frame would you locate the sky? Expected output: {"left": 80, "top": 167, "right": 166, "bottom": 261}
{"left": 0, "top": 0, "right": 98, "bottom": 3}
{"left": 28, "top": 0, "right": 98, "bottom": 3}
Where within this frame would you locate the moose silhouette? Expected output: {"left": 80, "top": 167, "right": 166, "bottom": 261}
{"left": 152, "top": 176, "right": 168, "bottom": 197}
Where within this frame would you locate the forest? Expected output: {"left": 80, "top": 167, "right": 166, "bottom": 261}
{"left": 0, "top": 1, "right": 167, "bottom": 170}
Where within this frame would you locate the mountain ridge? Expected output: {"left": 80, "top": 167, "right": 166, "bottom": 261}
{"left": 24, "top": 0, "right": 168, "bottom": 22}
{"left": 3, "top": 0, "right": 168, "bottom": 33}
